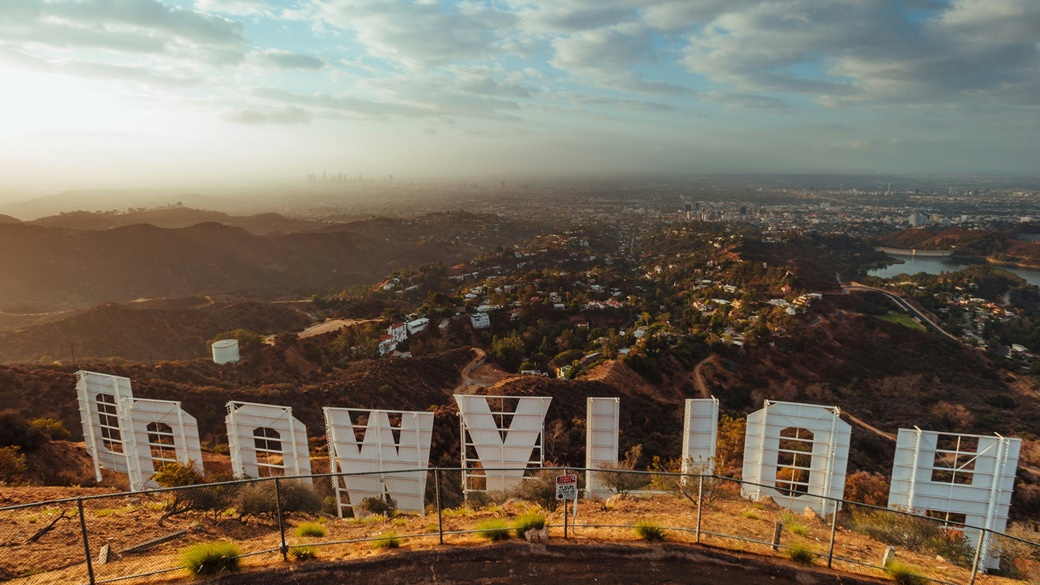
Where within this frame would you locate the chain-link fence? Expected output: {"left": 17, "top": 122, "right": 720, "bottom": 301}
{"left": 2, "top": 468, "right": 1039, "bottom": 585}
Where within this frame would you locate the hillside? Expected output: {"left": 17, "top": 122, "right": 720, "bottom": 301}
{"left": 0, "top": 300, "right": 313, "bottom": 362}
{"left": 0, "top": 218, "right": 486, "bottom": 311}
{"left": 0, "top": 214, "right": 19, "bottom": 224}
{"left": 879, "top": 227, "right": 1040, "bottom": 267}
{"left": 29, "top": 208, "right": 321, "bottom": 235}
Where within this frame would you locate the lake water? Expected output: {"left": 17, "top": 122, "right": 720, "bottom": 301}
{"left": 868, "top": 254, "right": 1040, "bottom": 287}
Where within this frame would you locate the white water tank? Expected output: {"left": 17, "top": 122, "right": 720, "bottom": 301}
{"left": 211, "top": 339, "right": 240, "bottom": 364}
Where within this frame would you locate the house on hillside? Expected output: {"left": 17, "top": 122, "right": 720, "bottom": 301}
{"left": 407, "top": 318, "right": 429, "bottom": 335}
{"left": 378, "top": 335, "right": 397, "bottom": 356}
{"left": 388, "top": 322, "right": 408, "bottom": 344}
{"left": 470, "top": 312, "right": 491, "bottom": 329}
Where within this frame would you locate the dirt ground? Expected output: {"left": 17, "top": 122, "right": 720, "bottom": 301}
{"left": 0, "top": 484, "right": 1031, "bottom": 585}
{"left": 208, "top": 542, "right": 888, "bottom": 585}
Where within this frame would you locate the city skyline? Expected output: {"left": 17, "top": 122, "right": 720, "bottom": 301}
{"left": 1, "top": 0, "right": 1038, "bottom": 197}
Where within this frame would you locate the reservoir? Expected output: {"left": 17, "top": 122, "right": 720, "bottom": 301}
{"left": 869, "top": 254, "right": 1040, "bottom": 287}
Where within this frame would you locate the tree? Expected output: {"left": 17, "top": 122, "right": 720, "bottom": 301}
{"left": 844, "top": 471, "right": 890, "bottom": 506}
{"left": 0, "top": 410, "right": 48, "bottom": 452}
{"left": 491, "top": 333, "right": 526, "bottom": 372}
{"left": 209, "top": 329, "right": 265, "bottom": 355}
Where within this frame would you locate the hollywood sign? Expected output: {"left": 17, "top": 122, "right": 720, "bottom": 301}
{"left": 77, "top": 370, "right": 1019, "bottom": 569}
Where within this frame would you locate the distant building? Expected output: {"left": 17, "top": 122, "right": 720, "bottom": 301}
{"left": 470, "top": 312, "right": 491, "bottom": 329}
{"left": 388, "top": 322, "right": 408, "bottom": 344}
{"left": 378, "top": 335, "right": 397, "bottom": 356}
{"left": 909, "top": 211, "right": 929, "bottom": 227}
{"left": 211, "top": 339, "right": 240, "bottom": 364}
{"left": 407, "top": 318, "right": 429, "bottom": 335}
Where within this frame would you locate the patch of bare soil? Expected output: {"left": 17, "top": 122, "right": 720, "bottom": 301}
{"left": 213, "top": 542, "right": 888, "bottom": 585}
{"left": 582, "top": 360, "right": 666, "bottom": 401}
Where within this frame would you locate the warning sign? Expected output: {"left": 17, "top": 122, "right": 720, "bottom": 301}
{"left": 555, "top": 474, "right": 578, "bottom": 500}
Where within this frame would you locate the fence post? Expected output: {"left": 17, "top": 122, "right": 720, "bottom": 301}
{"left": 826, "top": 500, "right": 838, "bottom": 568}
{"left": 274, "top": 478, "right": 288, "bottom": 561}
{"left": 968, "top": 528, "right": 986, "bottom": 585}
{"left": 695, "top": 474, "right": 704, "bottom": 544}
{"left": 435, "top": 469, "right": 444, "bottom": 545}
{"left": 78, "top": 498, "right": 96, "bottom": 585}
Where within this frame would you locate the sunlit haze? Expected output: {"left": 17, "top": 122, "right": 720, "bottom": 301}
{"left": 1, "top": 0, "right": 1038, "bottom": 197}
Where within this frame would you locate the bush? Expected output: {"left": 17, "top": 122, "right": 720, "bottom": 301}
{"left": 511, "top": 469, "right": 565, "bottom": 512}
{"left": 0, "top": 410, "right": 47, "bottom": 452}
{"left": 634, "top": 520, "right": 665, "bottom": 542}
{"left": 884, "top": 561, "right": 928, "bottom": 585}
{"left": 848, "top": 508, "right": 973, "bottom": 567}
{"left": 513, "top": 512, "right": 546, "bottom": 538}
{"left": 181, "top": 541, "right": 240, "bottom": 577}
{"left": 0, "top": 446, "right": 27, "bottom": 484}
{"left": 288, "top": 545, "right": 317, "bottom": 561}
{"left": 238, "top": 480, "right": 322, "bottom": 520}
{"left": 476, "top": 519, "right": 511, "bottom": 541}
{"left": 844, "top": 471, "right": 891, "bottom": 506}
{"left": 361, "top": 495, "right": 397, "bottom": 517}
{"left": 153, "top": 461, "right": 234, "bottom": 525}
{"left": 600, "top": 445, "right": 649, "bottom": 498}
{"left": 295, "top": 522, "right": 326, "bottom": 538}
{"left": 787, "top": 542, "right": 814, "bottom": 565}
{"left": 373, "top": 532, "right": 402, "bottom": 549}
{"left": 30, "top": 418, "right": 71, "bottom": 441}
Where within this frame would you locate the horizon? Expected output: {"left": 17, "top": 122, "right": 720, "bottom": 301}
{"left": 1, "top": 0, "right": 1038, "bottom": 197}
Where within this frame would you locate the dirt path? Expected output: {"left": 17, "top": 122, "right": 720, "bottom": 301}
{"left": 692, "top": 353, "right": 718, "bottom": 399}
{"left": 297, "top": 318, "right": 377, "bottom": 339}
{"left": 843, "top": 411, "right": 897, "bottom": 442}
{"left": 452, "top": 348, "right": 514, "bottom": 395}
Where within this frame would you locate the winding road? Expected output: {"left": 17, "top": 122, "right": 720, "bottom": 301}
{"left": 843, "top": 282, "right": 961, "bottom": 343}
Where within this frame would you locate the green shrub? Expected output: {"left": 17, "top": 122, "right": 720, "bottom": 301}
{"left": 513, "top": 512, "right": 546, "bottom": 538}
{"left": 476, "top": 519, "right": 511, "bottom": 541}
{"left": 295, "top": 522, "right": 326, "bottom": 538}
{"left": 634, "top": 520, "right": 666, "bottom": 542}
{"left": 181, "top": 541, "right": 240, "bottom": 577}
{"left": 238, "top": 480, "right": 321, "bottom": 520}
{"left": 781, "top": 511, "right": 810, "bottom": 536}
{"left": 741, "top": 510, "right": 760, "bottom": 520}
{"left": 322, "top": 496, "right": 341, "bottom": 516}
{"left": 361, "top": 495, "right": 397, "bottom": 517}
{"left": 288, "top": 545, "right": 317, "bottom": 561}
{"left": 30, "top": 418, "right": 71, "bottom": 441}
{"left": 787, "top": 542, "right": 814, "bottom": 566}
{"left": 884, "top": 561, "right": 928, "bottom": 585}
{"left": 373, "top": 532, "right": 402, "bottom": 549}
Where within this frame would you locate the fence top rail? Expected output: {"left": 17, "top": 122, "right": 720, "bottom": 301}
{"left": 0, "top": 467, "right": 1037, "bottom": 549}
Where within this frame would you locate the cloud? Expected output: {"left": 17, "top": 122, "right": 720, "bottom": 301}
{"left": 703, "top": 92, "right": 795, "bottom": 113}
{"left": 309, "top": 0, "right": 518, "bottom": 68}
{"left": 251, "top": 87, "right": 435, "bottom": 120}
{"left": 257, "top": 49, "right": 324, "bottom": 70}
{"left": 0, "top": 47, "right": 202, "bottom": 87}
{"left": 559, "top": 92, "right": 675, "bottom": 112}
{"left": 550, "top": 23, "right": 688, "bottom": 94}
{"left": 680, "top": 0, "right": 1040, "bottom": 108}
{"left": 223, "top": 106, "right": 312, "bottom": 125}
{"left": 195, "top": 0, "right": 271, "bottom": 16}
{"left": 0, "top": 0, "right": 247, "bottom": 66}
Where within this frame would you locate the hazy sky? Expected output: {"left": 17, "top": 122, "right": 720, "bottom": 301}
{"left": 1, "top": 0, "right": 1038, "bottom": 195}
